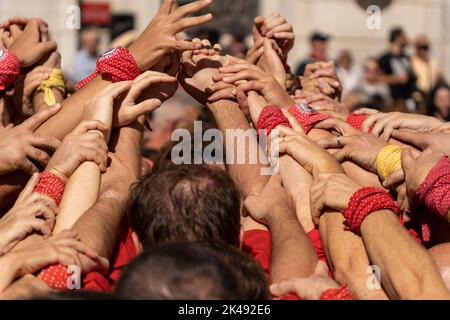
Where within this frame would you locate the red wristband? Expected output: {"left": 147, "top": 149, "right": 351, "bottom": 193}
{"left": 38, "top": 264, "right": 70, "bottom": 291}
{"left": 256, "top": 106, "right": 291, "bottom": 137}
{"left": 0, "top": 49, "right": 21, "bottom": 91}
{"left": 343, "top": 187, "right": 401, "bottom": 235}
{"left": 320, "top": 285, "right": 353, "bottom": 300}
{"left": 287, "top": 102, "right": 331, "bottom": 133}
{"left": 77, "top": 47, "right": 141, "bottom": 89}
{"left": 346, "top": 113, "right": 375, "bottom": 133}
{"left": 416, "top": 156, "right": 450, "bottom": 220}
{"left": 33, "top": 172, "right": 66, "bottom": 205}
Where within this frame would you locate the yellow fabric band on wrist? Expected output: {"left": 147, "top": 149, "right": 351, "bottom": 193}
{"left": 376, "top": 144, "right": 403, "bottom": 181}
{"left": 37, "top": 68, "right": 66, "bottom": 106}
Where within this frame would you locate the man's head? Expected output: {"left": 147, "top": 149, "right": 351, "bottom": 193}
{"left": 389, "top": 27, "right": 408, "bottom": 50}
{"left": 81, "top": 29, "right": 99, "bottom": 56}
{"left": 415, "top": 34, "right": 430, "bottom": 59}
{"left": 128, "top": 164, "right": 241, "bottom": 252}
{"left": 310, "top": 31, "right": 329, "bottom": 56}
{"left": 115, "top": 242, "right": 240, "bottom": 300}
{"left": 364, "top": 57, "right": 382, "bottom": 83}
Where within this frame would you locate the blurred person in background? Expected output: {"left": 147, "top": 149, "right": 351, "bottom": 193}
{"left": 411, "top": 35, "right": 443, "bottom": 95}
{"left": 336, "top": 49, "right": 360, "bottom": 100}
{"left": 378, "top": 27, "right": 418, "bottom": 112}
{"left": 296, "top": 31, "right": 330, "bottom": 76}
{"left": 344, "top": 57, "right": 392, "bottom": 112}
{"left": 427, "top": 83, "right": 450, "bottom": 122}
{"left": 70, "top": 28, "right": 100, "bottom": 83}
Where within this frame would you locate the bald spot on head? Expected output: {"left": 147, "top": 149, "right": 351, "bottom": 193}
{"left": 429, "top": 243, "right": 450, "bottom": 291}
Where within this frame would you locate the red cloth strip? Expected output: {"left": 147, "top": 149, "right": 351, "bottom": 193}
{"left": 33, "top": 172, "right": 66, "bottom": 205}
{"left": 256, "top": 106, "right": 292, "bottom": 137}
{"left": 343, "top": 187, "right": 401, "bottom": 235}
{"left": 417, "top": 156, "right": 450, "bottom": 220}
{"left": 320, "top": 285, "right": 353, "bottom": 300}
{"left": 288, "top": 103, "right": 331, "bottom": 133}
{"left": 76, "top": 47, "right": 141, "bottom": 89}
{"left": 0, "top": 49, "right": 21, "bottom": 91}
{"left": 346, "top": 113, "right": 375, "bottom": 132}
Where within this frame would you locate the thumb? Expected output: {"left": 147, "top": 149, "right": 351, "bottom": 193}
{"left": 401, "top": 148, "right": 415, "bottom": 173}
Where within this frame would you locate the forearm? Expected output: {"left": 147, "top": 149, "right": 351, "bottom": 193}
{"left": 0, "top": 254, "right": 18, "bottom": 293}
{"left": 319, "top": 212, "right": 388, "bottom": 300}
{"left": 268, "top": 205, "right": 318, "bottom": 283}
{"left": 72, "top": 123, "right": 143, "bottom": 258}
{"left": 207, "top": 100, "right": 269, "bottom": 197}
{"left": 361, "top": 210, "right": 450, "bottom": 300}
{"left": 278, "top": 155, "right": 314, "bottom": 232}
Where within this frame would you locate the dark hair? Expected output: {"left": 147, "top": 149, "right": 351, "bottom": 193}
{"left": 389, "top": 27, "right": 404, "bottom": 44}
{"left": 115, "top": 242, "right": 240, "bottom": 300}
{"left": 204, "top": 241, "right": 270, "bottom": 300}
{"left": 128, "top": 164, "right": 241, "bottom": 248}
{"left": 427, "top": 82, "right": 450, "bottom": 121}
{"left": 35, "top": 291, "right": 116, "bottom": 300}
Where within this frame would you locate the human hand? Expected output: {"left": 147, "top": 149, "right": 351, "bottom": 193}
{"left": 244, "top": 174, "right": 294, "bottom": 226}
{"left": 294, "top": 91, "right": 349, "bottom": 116}
{"left": 271, "top": 112, "right": 343, "bottom": 177}
{"left": 45, "top": 120, "right": 109, "bottom": 182}
{"left": 8, "top": 19, "right": 56, "bottom": 68}
{"left": 302, "top": 61, "right": 342, "bottom": 100}
{"left": 114, "top": 71, "right": 176, "bottom": 128}
{"left": 128, "top": 0, "right": 213, "bottom": 71}
{"left": 179, "top": 39, "right": 233, "bottom": 104}
{"left": 0, "top": 104, "right": 61, "bottom": 175}
{"left": 315, "top": 118, "right": 388, "bottom": 173}
{"left": 310, "top": 173, "right": 361, "bottom": 225}
{"left": 400, "top": 148, "right": 447, "bottom": 206}
{"left": 8, "top": 229, "right": 108, "bottom": 277}
{"left": 255, "top": 13, "right": 294, "bottom": 60}
{"left": 391, "top": 130, "right": 450, "bottom": 156}
{"left": 0, "top": 16, "right": 49, "bottom": 41}
{"left": 354, "top": 110, "right": 442, "bottom": 141}
{"left": 22, "top": 65, "right": 52, "bottom": 113}
{"left": 270, "top": 261, "right": 340, "bottom": 300}
{"left": 0, "top": 173, "right": 57, "bottom": 254}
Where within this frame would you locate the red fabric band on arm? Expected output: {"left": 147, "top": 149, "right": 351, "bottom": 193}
{"left": 287, "top": 103, "right": 331, "bottom": 133}
{"left": 33, "top": 172, "right": 66, "bottom": 205}
{"left": 256, "top": 106, "right": 292, "bottom": 137}
{"left": 346, "top": 113, "right": 375, "bottom": 132}
{"left": 320, "top": 285, "right": 353, "bottom": 300}
{"left": 77, "top": 47, "right": 141, "bottom": 89}
{"left": 416, "top": 156, "right": 450, "bottom": 220}
{"left": 343, "top": 187, "right": 401, "bottom": 235}
{"left": 0, "top": 49, "right": 21, "bottom": 91}
{"left": 38, "top": 264, "right": 70, "bottom": 290}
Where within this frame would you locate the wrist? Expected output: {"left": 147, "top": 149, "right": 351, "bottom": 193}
{"left": 45, "top": 167, "right": 68, "bottom": 183}
{"left": 266, "top": 203, "right": 296, "bottom": 226}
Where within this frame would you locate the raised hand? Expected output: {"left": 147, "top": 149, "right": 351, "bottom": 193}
{"left": 0, "top": 174, "right": 57, "bottom": 254}
{"left": 391, "top": 130, "right": 450, "bottom": 156}
{"left": 354, "top": 110, "right": 443, "bottom": 141}
{"left": 256, "top": 13, "right": 295, "bottom": 60}
{"left": 129, "top": 0, "right": 213, "bottom": 71}
{"left": 0, "top": 105, "right": 61, "bottom": 175}
{"left": 315, "top": 118, "right": 388, "bottom": 173}
{"left": 8, "top": 19, "right": 56, "bottom": 68}
{"left": 310, "top": 173, "right": 361, "bottom": 225}
{"left": 45, "top": 120, "right": 109, "bottom": 182}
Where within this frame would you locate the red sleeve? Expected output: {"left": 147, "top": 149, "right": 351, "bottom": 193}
{"left": 83, "top": 221, "right": 137, "bottom": 292}
{"left": 346, "top": 113, "right": 375, "bottom": 132}
{"left": 241, "top": 230, "right": 271, "bottom": 282}
{"left": 320, "top": 285, "right": 354, "bottom": 300}
{"left": 0, "top": 49, "right": 21, "bottom": 91}
{"left": 307, "top": 229, "right": 328, "bottom": 263}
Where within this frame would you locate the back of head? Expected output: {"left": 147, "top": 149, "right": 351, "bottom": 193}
{"left": 115, "top": 242, "right": 240, "bottom": 300}
{"left": 128, "top": 164, "right": 241, "bottom": 248}
{"left": 205, "top": 242, "right": 270, "bottom": 300}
